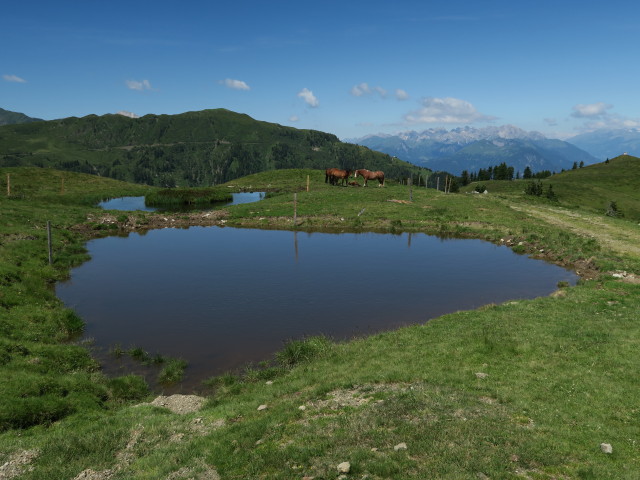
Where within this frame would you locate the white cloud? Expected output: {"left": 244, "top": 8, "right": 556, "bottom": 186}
{"left": 395, "top": 89, "right": 409, "bottom": 100}
{"left": 571, "top": 102, "right": 612, "bottom": 118}
{"left": 289, "top": 115, "right": 299, "bottom": 122}
{"left": 3, "top": 74, "right": 26, "bottom": 83}
{"left": 126, "top": 79, "right": 152, "bottom": 91}
{"left": 404, "top": 97, "right": 495, "bottom": 124}
{"left": 116, "top": 110, "right": 139, "bottom": 118}
{"left": 297, "top": 88, "right": 319, "bottom": 107}
{"left": 544, "top": 117, "right": 558, "bottom": 127}
{"left": 570, "top": 103, "right": 640, "bottom": 132}
{"left": 221, "top": 78, "right": 250, "bottom": 90}
{"left": 350, "top": 82, "right": 370, "bottom": 96}
{"left": 350, "top": 82, "right": 387, "bottom": 98}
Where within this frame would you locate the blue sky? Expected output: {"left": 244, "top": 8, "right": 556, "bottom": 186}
{"left": 2, "top": 0, "right": 640, "bottom": 140}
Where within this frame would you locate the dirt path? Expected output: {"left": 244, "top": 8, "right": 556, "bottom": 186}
{"left": 509, "top": 204, "right": 640, "bottom": 258}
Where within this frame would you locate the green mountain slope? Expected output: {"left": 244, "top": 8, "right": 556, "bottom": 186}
{"left": 463, "top": 154, "right": 640, "bottom": 220}
{"left": 0, "top": 109, "right": 426, "bottom": 186}
{"left": 0, "top": 107, "right": 43, "bottom": 126}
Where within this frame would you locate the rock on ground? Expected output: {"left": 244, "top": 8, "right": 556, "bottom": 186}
{"left": 146, "top": 394, "right": 207, "bottom": 414}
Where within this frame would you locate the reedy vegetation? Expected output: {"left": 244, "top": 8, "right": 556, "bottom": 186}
{"left": 0, "top": 161, "right": 639, "bottom": 479}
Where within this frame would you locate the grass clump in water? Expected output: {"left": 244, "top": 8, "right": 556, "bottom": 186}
{"left": 158, "top": 358, "right": 188, "bottom": 384}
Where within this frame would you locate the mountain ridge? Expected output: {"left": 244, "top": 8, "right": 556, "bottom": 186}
{"left": 349, "top": 125, "right": 597, "bottom": 175}
{"left": 567, "top": 128, "right": 640, "bottom": 160}
{"left": 0, "top": 107, "right": 43, "bottom": 126}
{"left": 0, "top": 108, "right": 426, "bottom": 186}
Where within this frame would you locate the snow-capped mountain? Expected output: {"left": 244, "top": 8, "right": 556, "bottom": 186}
{"left": 348, "top": 125, "right": 597, "bottom": 175}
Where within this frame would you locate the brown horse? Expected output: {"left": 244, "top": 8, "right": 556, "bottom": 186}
{"left": 325, "top": 168, "right": 352, "bottom": 186}
{"left": 354, "top": 169, "right": 385, "bottom": 187}
{"left": 325, "top": 168, "right": 337, "bottom": 183}
{"left": 331, "top": 168, "right": 352, "bottom": 186}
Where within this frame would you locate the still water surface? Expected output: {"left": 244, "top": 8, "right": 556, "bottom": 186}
{"left": 98, "top": 192, "right": 266, "bottom": 212}
{"left": 56, "top": 227, "right": 577, "bottom": 386}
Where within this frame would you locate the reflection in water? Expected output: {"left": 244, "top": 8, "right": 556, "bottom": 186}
{"left": 56, "top": 227, "right": 577, "bottom": 389}
{"left": 98, "top": 192, "right": 265, "bottom": 212}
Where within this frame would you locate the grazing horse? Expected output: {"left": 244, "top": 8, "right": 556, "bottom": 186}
{"left": 329, "top": 168, "right": 352, "bottom": 186}
{"left": 325, "top": 168, "right": 338, "bottom": 183}
{"left": 354, "top": 169, "right": 385, "bottom": 187}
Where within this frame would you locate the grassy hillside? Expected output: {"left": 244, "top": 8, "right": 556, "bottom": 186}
{"left": 461, "top": 154, "right": 640, "bottom": 221}
{"left": 0, "top": 109, "right": 428, "bottom": 187}
{"left": 0, "top": 107, "right": 43, "bottom": 126}
{"left": 1, "top": 166, "right": 639, "bottom": 478}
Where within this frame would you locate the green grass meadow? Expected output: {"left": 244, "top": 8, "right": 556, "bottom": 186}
{"left": 0, "top": 163, "right": 639, "bottom": 479}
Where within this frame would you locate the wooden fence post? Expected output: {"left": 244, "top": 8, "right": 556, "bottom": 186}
{"left": 293, "top": 193, "right": 297, "bottom": 226}
{"left": 306, "top": 175, "right": 310, "bottom": 192}
{"left": 47, "top": 221, "right": 53, "bottom": 265}
{"left": 409, "top": 176, "right": 413, "bottom": 202}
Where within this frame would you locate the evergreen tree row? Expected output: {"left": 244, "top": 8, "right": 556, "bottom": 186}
{"left": 460, "top": 162, "right": 554, "bottom": 186}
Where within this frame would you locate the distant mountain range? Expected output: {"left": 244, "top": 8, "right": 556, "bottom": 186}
{"left": 0, "top": 108, "right": 43, "bottom": 126}
{"left": 567, "top": 128, "right": 640, "bottom": 160}
{"left": 349, "top": 125, "right": 598, "bottom": 176}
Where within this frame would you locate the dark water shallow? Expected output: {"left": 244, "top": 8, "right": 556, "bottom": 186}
{"left": 98, "top": 192, "right": 266, "bottom": 212}
{"left": 56, "top": 227, "right": 577, "bottom": 389}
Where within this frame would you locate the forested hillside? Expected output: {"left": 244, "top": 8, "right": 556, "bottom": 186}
{"left": 0, "top": 109, "right": 426, "bottom": 186}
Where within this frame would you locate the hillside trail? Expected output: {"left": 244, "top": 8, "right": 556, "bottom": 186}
{"left": 508, "top": 203, "right": 640, "bottom": 259}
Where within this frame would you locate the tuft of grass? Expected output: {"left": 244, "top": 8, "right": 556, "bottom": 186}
{"left": 275, "top": 335, "right": 333, "bottom": 368}
{"left": 106, "top": 375, "right": 149, "bottom": 402}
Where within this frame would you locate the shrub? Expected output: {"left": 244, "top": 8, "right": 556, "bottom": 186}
{"left": 525, "top": 180, "right": 543, "bottom": 196}
{"left": 605, "top": 201, "right": 623, "bottom": 218}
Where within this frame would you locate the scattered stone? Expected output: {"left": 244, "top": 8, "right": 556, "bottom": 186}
{"left": 255, "top": 439, "right": 264, "bottom": 446}
{"left": 73, "top": 468, "right": 113, "bottom": 480}
{"left": 257, "top": 404, "right": 268, "bottom": 411}
{"left": 394, "top": 442, "right": 408, "bottom": 451}
{"left": 600, "top": 443, "right": 613, "bottom": 454}
{"left": 265, "top": 380, "right": 273, "bottom": 385}
{"left": 371, "top": 447, "right": 378, "bottom": 452}
{"left": 475, "top": 372, "right": 489, "bottom": 379}
{"left": 337, "top": 461, "right": 351, "bottom": 473}
{"left": 298, "top": 405, "right": 306, "bottom": 411}
{"left": 0, "top": 450, "right": 39, "bottom": 480}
